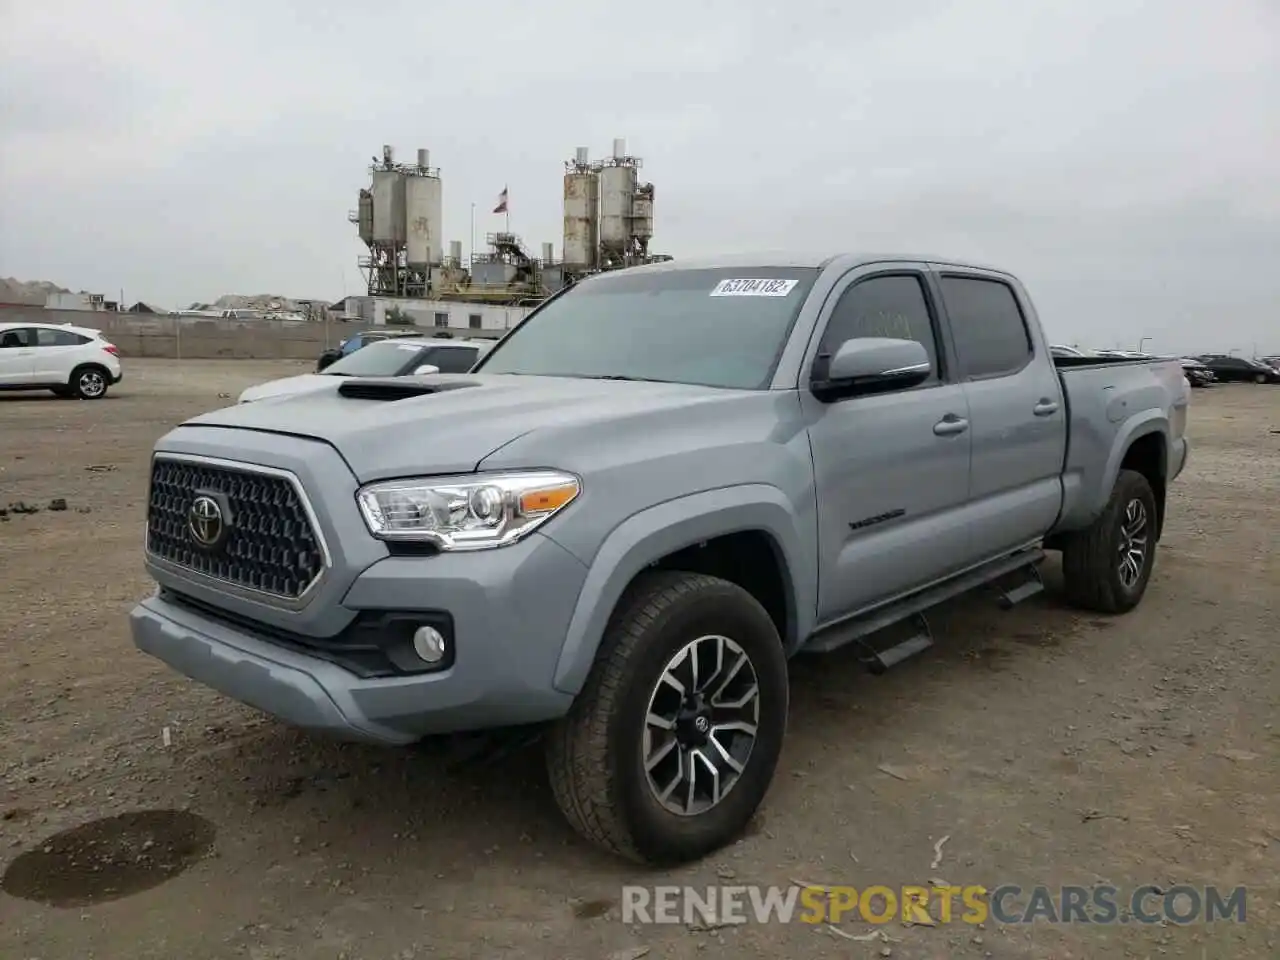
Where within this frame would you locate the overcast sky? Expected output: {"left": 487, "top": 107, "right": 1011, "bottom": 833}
{"left": 1, "top": 0, "right": 1277, "bottom": 352}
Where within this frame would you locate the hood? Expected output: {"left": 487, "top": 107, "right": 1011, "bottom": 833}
{"left": 185, "top": 373, "right": 744, "bottom": 480}
{"left": 238, "top": 373, "right": 338, "bottom": 404}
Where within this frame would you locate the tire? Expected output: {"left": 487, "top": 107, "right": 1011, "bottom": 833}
{"left": 1256, "top": 373, "right": 1267, "bottom": 384}
{"left": 70, "top": 365, "right": 110, "bottom": 400}
{"left": 1060, "top": 469, "right": 1158, "bottom": 614}
{"left": 545, "top": 570, "right": 789, "bottom": 865}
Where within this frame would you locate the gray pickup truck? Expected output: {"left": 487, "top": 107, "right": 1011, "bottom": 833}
{"left": 131, "top": 253, "right": 1190, "bottom": 865}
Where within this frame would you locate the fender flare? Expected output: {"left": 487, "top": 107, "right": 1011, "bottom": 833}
{"left": 550, "top": 484, "right": 816, "bottom": 695}
{"left": 1100, "top": 412, "right": 1168, "bottom": 506}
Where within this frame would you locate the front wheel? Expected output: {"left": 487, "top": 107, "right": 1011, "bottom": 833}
{"left": 545, "top": 570, "right": 789, "bottom": 865}
{"left": 1060, "top": 469, "right": 1158, "bottom": 614}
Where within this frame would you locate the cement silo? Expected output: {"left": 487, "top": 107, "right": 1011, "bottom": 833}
{"left": 371, "top": 168, "right": 405, "bottom": 243}
{"left": 356, "top": 189, "right": 373, "bottom": 243}
{"left": 562, "top": 146, "right": 599, "bottom": 271}
{"left": 598, "top": 138, "right": 638, "bottom": 259}
{"left": 404, "top": 148, "right": 443, "bottom": 267}
{"left": 631, "top": 183, "right": 654, "bottom": 245}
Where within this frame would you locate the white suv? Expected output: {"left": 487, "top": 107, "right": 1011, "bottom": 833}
{"left": 0, "top": 321, "right": 124, "bottom": 399}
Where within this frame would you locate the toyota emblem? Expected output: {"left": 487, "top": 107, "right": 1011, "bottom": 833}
{"left": 188, "top": 495, "right": 226, "bottom": 549}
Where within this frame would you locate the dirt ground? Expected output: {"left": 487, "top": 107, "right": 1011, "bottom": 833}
{"left": 0, "top": 359, "right": 1276, "bottom": 960}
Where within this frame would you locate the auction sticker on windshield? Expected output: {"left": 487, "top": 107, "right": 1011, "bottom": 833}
{"left": 709, "top": 278, "right": 799, "bottom": 297}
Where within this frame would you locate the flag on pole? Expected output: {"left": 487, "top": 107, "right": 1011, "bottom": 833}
{"left": 493, "top": 187, "right": 508, "bottom": 214}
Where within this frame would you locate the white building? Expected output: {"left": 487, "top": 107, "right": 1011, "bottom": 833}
{"left": 344, "top": 296, "right": 537, "bottom": 335}
{"left": 45, "top": 292, "right": 109, "bottom": 311}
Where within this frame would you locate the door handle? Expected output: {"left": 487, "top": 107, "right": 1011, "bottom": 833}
{"left": 933, "top": 414, "right": 969, "bottom": 436}
{"left": 1033, "top": 399, "right": 1060, "bottom": 416}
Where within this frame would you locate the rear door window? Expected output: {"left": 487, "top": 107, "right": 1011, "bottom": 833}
{"left": 36, "top": 328, "right": 92, "bottom": 346}
{"left": 940, "top": 276, "right": 1033, "bottom": 379}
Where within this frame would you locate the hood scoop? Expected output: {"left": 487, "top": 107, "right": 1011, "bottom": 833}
{"left": 337, "top": 377, "right": 480, "bottom": 402}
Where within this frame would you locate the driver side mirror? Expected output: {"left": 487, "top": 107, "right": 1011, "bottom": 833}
{"left": 413, "top": 363, "right": 440, "bottom": 376}
{"left": 811, "top": 337, "right": 931, "bottom": 402}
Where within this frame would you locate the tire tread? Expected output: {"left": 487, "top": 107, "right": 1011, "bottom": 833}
{"left": 545, "top": 570, "right": 749, "bottom": 863}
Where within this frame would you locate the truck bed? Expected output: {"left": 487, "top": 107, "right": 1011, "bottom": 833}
{"left": 1053, "top": 355, "right": 1191, "bottom": 532}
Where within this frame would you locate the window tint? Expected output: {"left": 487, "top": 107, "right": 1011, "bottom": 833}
{"left": 428, "top": 346, "right": 479, "bottom": 373}
{"left": 36, "top": 328, "right": 91, "bottom": 346}
{"left": 940, "top": 276, "right": 1032, "bottom": 378}
{"left": 815, "top": 274, "right": 940, "bottom": 383}
{"left": 0, "top": 328, "right": 35, "bottom": 348}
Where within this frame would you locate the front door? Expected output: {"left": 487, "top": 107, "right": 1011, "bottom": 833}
{"left": 800, "top": 265, "right": 974, "bottom": 623}
{"left": 0, "top": 327, "right": 37, "bottom": 385}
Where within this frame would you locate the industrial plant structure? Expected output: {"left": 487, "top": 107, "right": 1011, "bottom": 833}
{"left": 350, "top": 139, "right": 668, "bottom": 313}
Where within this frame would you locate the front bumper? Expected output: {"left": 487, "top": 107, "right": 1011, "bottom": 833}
{"left": 130, "top": 531, "right": 586, "bottom": 744}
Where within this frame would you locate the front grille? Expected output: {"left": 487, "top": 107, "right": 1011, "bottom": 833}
{"left": 146, "top": 457, "right": 326, "bottom": 600}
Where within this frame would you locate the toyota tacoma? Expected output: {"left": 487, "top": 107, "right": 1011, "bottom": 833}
{"left": 131, "top": 253, "right": 1191, "bottom": 865}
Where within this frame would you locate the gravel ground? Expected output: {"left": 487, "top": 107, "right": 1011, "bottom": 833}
{"left": 1, "top": 360, "right": 1277, "bottom": 959}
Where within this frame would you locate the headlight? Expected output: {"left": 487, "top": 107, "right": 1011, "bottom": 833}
{"left": 356, "top": 470, "right": 580, "bottom": 551}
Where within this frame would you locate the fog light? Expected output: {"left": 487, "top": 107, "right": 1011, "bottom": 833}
{"left": 412, "top": 625, "right": 447, "bottom": 663}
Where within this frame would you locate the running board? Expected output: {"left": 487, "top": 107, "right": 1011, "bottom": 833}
{"left": 861, "top": 613, "right": 933, "bottom": 675}
{"left": 803, "top": 547, "right": 1045, "bottom": 656}
{"left": 994, "top": 562, "right": 1045, "bottom": 609}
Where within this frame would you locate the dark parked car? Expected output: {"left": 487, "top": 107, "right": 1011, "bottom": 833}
{"left": 1179, "top": 358, "right": 1215, "bottom": 388}
{"left": 1195, "top": 355, "right": 1280, "bottom": 384}
{"left": 316, "top": 330, "right": 423, "bottom": 372}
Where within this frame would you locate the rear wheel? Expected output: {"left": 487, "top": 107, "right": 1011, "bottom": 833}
{"left": 70, "top": 365, "right": 110, "bottom": 400}
{"left": 545, "top": 570, "right": 789, "bottom": 865}
{"left": 1256, "top": 373, "right": 1268, "bottom": 384}
{"left": 1061, "top": 469, "right": 1158, "bottom": 614}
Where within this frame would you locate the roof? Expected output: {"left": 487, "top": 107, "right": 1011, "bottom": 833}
{"left": 589, "top": 251, "right": 1014, "bottom": 280}
{"left": 0, "top": 320, "right": 101, "bottom": 335}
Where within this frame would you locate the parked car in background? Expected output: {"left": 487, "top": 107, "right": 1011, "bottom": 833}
{"left": 1195, "top": 355, "right": 1280, "bottom": 384}
{"left": 1179, "top": 357, "right": 1215, "bottom": 388}
{"left": 1050, "top": 344, "right": 1090, "bottom": 358}
{"left": 315, "top": 330, "right": 423, "bottom": 372}
{"left": 0, "top": 321, "right": 123, "bottom": 399}
{"left": 240, "top": 336, "right": 493, "bottom": 403}
{"left": 133, "top": 251, "right": 1190, "bottom": 865}
{"left": 1258, "top": 356, "right": 1280, "bottom": 372}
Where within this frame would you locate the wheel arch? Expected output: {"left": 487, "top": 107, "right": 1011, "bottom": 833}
{"left": 550, "top": 485, "right": 816, "bottom": 696}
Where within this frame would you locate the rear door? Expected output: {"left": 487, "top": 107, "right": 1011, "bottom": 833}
{"left": 931, "top": 268, "right": 1067, "bottom": 560}
{"left": 801, "top": 263, "right": 975, "bottom": 621}
{"left": 0, "top": 327, "right": 37, "bottom": 384}
{"left": 30, "top": 327, "right": 93, "bottom": 382}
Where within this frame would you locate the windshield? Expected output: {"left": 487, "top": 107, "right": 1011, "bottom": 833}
{"left": 323, "top": 340, "right": 425, "bottom": 376}
{"left": 474, "top": 267, "right": 820, "bottom": 389}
